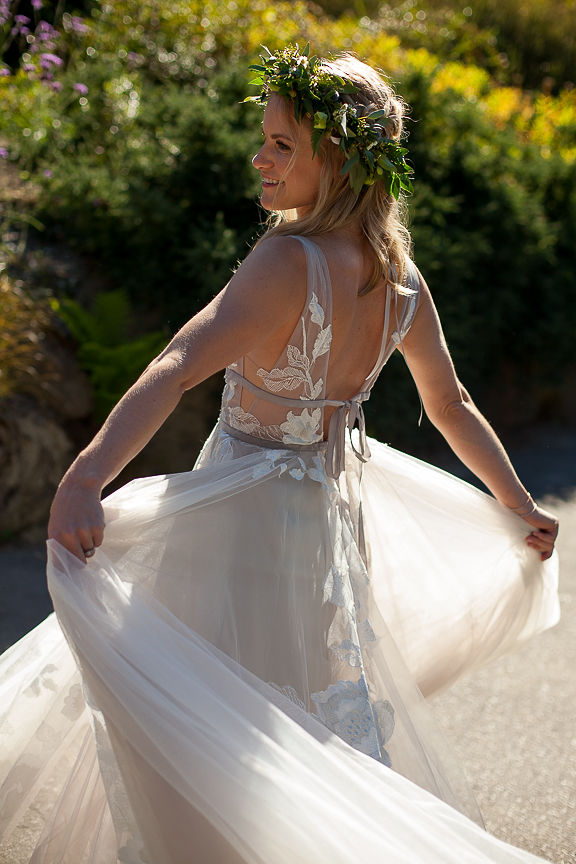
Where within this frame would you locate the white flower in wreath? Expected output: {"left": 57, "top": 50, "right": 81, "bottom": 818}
{"left": 280, "top": 407, "right": 321, "bottom": 444}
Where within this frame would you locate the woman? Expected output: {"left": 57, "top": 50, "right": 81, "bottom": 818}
{"left": 0, "top": 47, "right": 560, "bottom": 863}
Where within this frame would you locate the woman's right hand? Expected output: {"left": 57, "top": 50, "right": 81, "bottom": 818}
{"left": 48, "top": 476, "right": 105, "bottom": 564}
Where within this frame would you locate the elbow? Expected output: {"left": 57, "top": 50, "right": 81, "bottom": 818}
{"left": 427, "top": 387, "right": 473, "bottom": 430}
{"left": 143, "top": 351, "right": 189, "bottom": 393}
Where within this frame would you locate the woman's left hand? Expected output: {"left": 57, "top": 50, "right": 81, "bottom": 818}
{"left": 520, "top": 504, "right": 559, "bottom": 561}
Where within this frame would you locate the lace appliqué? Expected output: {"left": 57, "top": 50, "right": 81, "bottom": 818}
{"left": 280, "top": 407, "right": 322, "bottom": 444}
{"left": 257, "top": 293, "right": 332, "bottom": 405}
{"left": 250, "top": 450, "right": 328, "bottom": 487}
{"left": 311, "top": 675, "right": 395, "bottom": 766}
{"left": 267, "top": 682, "right": 308, "bottom": 712}
{"left": 221, "top": 291, "right": 331, "bottom": 446}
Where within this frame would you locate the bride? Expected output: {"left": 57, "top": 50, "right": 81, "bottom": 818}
{"left": 0, "top": 46, "right": 560, "bottom": 863}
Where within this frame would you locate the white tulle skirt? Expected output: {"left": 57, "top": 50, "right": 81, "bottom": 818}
{"left": 0, "top": 425, "right": 559, "bottom": 863}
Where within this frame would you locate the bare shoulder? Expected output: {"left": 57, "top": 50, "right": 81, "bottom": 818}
{"left": 231, "top": 235, "right": 307, "bottom": 303}
{"left": 214, "top": 234, "right": 308, "bottom": 329}
{"left": 402, "top": 265, "right": 440, "bottom": 342}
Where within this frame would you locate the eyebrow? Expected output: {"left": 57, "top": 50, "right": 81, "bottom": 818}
{"left": 262, "top": 128, "right": 296, "bottom": 143}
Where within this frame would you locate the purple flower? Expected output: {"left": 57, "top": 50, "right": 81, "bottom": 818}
{"left": 15, "top": 14, "right": 31, "bottom": 24}
{"left": 73, "top": 82, "right": 88, "bottom": 95}
{"left": 0, "top": 147, "right": 8, "bottom": 159}
{"left": 23, "top": 63, "right": 36, "bottom": 72}
{"left": 36, "top": 33, "right": 57, "bottom": 47}
{"left": 39, "top": 52, "right": 63, "bottom": 68}
{"left": 31, "top": 0, "right": 43, "bottom": 8}
{"left": 43, "top": 168, "right": 53, "bottom": 177}
{"left": 71, "top": 16, "right": 89, "bottom": 33}
{"left": 0, "top": 68, "right": 10, "bottom": 77}
{"left": 49, "top": 81, "right": 62, "bottom": 91}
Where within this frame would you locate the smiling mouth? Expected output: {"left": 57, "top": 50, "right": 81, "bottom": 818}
{"left": 262, "top": 178, "right": 280, "bottom": 186}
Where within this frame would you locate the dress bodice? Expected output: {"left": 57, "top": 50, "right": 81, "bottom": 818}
{"left": 220, "top": 235, "right": 420, "bottom": 476}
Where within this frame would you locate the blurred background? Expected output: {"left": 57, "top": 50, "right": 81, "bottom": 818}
{"left": 1, "top": 4, "right": 575, "bottom": 861}
{"left": 1, "top": 0, "right": 576, "bottom": 543}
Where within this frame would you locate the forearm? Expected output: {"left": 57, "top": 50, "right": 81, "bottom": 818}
{"left": 429, "top": 391, "right": 530, "bottom": 509}
{"left": 61, "top": 356, "right": 186, "bottom": 492}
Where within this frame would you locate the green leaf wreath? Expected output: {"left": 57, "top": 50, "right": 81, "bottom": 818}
{"left": 244, "top": 44, "right": 414, "bottom": 198}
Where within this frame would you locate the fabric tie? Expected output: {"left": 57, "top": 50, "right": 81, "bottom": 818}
{"left": 324, "top": 394, "right": 372, "bottom": 480}
{"left": 224, "top": 369, "right": 372, "bottom": 479}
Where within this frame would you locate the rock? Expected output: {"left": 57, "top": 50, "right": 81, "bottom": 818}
{"left": 0, "top": 396, "right": 73, "bottom": 537}
{"left": 28, "top": 328, "right": 93, "bottom": 420}
{"left": 109, "top": 373, "right": 223, "bottom": 489}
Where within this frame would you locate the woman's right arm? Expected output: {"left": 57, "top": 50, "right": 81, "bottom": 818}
{"left": 48, "top": 237, "right": 308, "bottom": 561}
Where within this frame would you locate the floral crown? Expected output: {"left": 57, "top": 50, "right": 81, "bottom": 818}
{"left": 244, "top": 44, "right": 414, "bottom": 198}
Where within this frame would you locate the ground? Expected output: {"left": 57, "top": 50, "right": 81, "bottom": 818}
{"left": 1, "top": 425, "right": 575, "bottom": 862}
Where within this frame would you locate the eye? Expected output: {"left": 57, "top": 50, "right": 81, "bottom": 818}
{"left": 275, "top": 140, "right": 291, "bottom": 152}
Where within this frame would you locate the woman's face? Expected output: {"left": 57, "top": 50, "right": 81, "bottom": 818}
{"left": 252, "top": 94, "right": 323, "bottom": 216}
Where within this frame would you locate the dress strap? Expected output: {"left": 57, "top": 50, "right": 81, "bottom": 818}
{"left": 225, "top": 369, "right": 371, "bottom": 479}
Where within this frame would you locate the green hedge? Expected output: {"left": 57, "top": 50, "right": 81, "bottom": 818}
{"left": 1, "top": 0, "right": 575, "bottom": 449}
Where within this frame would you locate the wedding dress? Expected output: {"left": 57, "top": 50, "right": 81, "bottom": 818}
{"left": 0, "top": 236, "right": 559, "bottom": 864}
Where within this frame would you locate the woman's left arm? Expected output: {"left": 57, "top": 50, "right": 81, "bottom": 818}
{"left": 401, "top": 269, "right": 558, "bottom": 561}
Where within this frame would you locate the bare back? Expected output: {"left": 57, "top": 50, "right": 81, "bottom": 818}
{"left": 221, "top": 234, "right": 419, "bottom": 446}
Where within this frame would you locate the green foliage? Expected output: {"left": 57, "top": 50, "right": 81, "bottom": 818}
{"left": 1, "top": 0, "right": 575, "bottom": 444}
{"left": 51, "top": 291, "right": 168, "bottom": 418}
{"left": 0, "top": 274, "right": 51, "bottom": 398}
{"left": 245, "top": 44, "right": 413, "bottom": 196}
{"left": 317, "top": 0, "right": 576, "bottom": 90}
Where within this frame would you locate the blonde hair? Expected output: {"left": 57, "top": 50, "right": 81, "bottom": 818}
{"left": 256, "top": 53, "right": 412, "bottom": 295}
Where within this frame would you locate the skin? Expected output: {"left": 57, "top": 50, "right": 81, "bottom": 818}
{"left": 48, "top": 97, "right": 559, "bottom": 563}
{"left": 252, "top": 95, "right": 323, "bottom": 215}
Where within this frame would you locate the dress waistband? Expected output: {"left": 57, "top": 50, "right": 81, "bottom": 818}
{"left": 219, "top": 420, "right": 328, "bottom": 454}
{"left": 224, "top": 369, "right": 372, "bottom": 479}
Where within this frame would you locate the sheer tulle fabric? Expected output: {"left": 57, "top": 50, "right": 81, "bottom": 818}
{"left": 0, "top": 429, "right": 558, "bottom": 863}
{"left": 0, "top": 236, "right": 559, "bottom": 862}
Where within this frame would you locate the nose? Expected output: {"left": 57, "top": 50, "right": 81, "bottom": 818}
{"left": 252, "top": 145, "right": 272, "bottom": 171}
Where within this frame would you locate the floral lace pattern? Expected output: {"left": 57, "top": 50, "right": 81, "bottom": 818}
{"left": 221, "top": 278, "right": 332, "bottom": 446}
{"left": 312, "top": 675, "right": 395, "bottom": 766}
{"left": 257, "top": 295, "right": 332, "bottom": 402}
{"left": 216, "top": 239, "right": 420, "bottom": 770}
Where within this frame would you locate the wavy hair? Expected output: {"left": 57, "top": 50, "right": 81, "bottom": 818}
{"left": 255, "top": 54, "right": 413, "bottom": 295}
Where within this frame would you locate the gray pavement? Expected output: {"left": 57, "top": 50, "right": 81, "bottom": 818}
{"left": 433, "top": 491, "right": 576, "bottom": 864}
{"left": 1, "top": 426, "right": 575, "bottom": 862}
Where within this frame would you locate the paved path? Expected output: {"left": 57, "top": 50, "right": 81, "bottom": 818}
{"left": 433, "top": 492, "right": 576, "bottom": 864}
{"left": 1, "top": 427, "right": 575, "bottom": 862}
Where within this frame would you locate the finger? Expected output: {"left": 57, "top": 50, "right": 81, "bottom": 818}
{"left": 77, "top": 528, "right": 97, "bottom": 558}
{"left": 57, "top": 532, "right": 88, "bottom": 564}
{"left": 526, "top": 535, "right": 555, "bottom": 553}
{"left": 92, "top": 520, "right": 105, "bottom": 548}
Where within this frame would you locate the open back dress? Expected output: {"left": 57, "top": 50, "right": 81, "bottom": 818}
{"left": 0, "top": 236, "right": 559, "bottom": 863}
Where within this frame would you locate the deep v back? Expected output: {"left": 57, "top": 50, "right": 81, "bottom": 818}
{"left": 220, "top": 235, "right": 420, "bottom": 475}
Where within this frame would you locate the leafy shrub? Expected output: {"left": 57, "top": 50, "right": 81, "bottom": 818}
{"left": 51, "top": 291, "right": 168, "bottom": 418}
{"left": 1, "top": 0, "right": 575, "bottom": 448}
